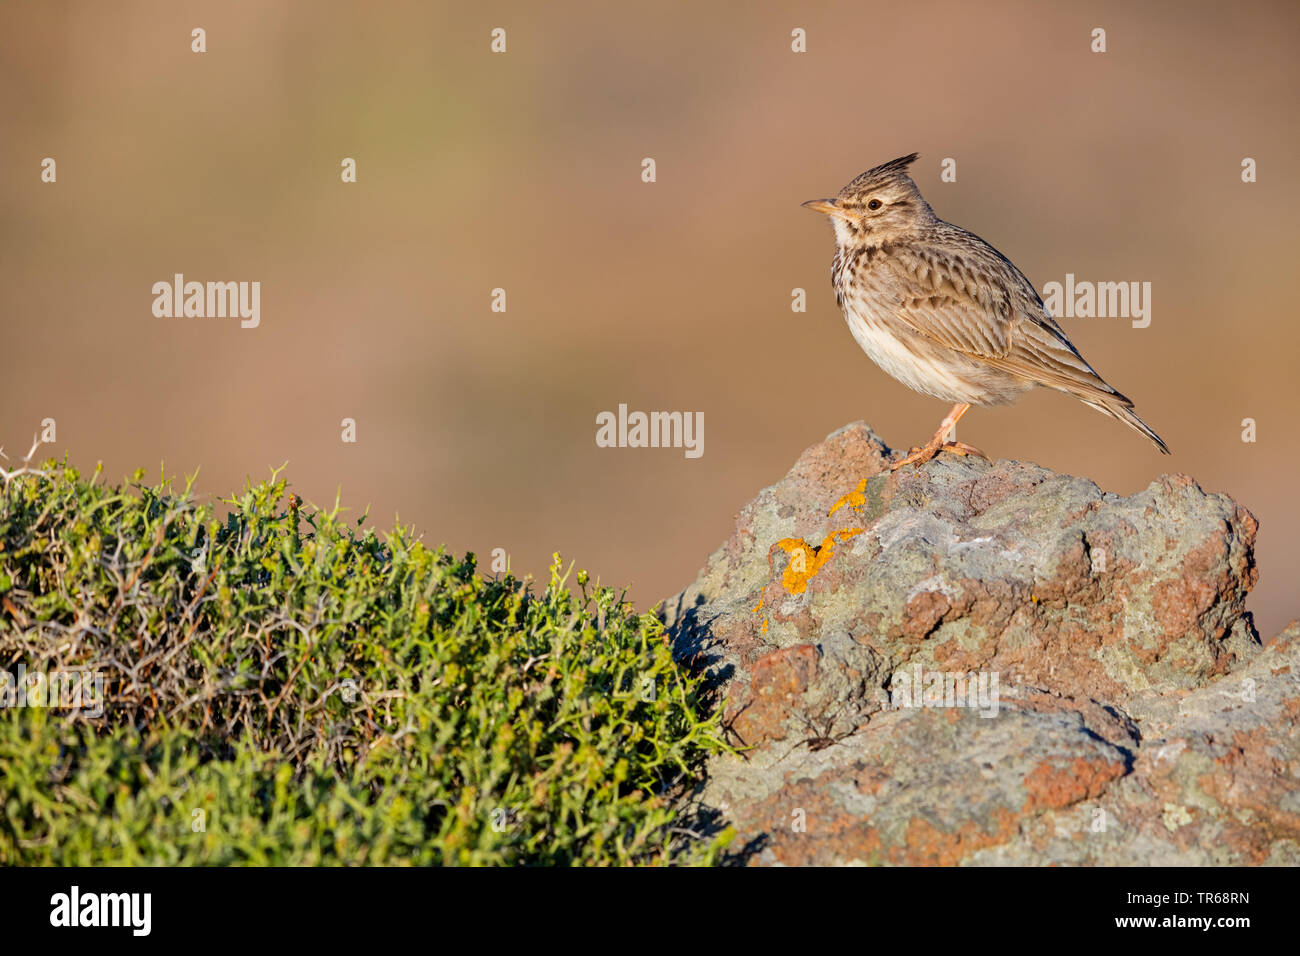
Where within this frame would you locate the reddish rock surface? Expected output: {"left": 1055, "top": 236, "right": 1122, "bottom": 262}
{"left": 664, "top": 422, "right": 1296, "bottom": 865}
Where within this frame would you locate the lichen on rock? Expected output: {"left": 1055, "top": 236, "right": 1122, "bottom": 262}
{"left": 663, "top": 422, "right": 1296, "bottom": 866}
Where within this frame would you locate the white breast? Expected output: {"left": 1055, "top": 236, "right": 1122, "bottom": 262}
{"left": 842, "top": 306, "right": 980, "bottom": 404}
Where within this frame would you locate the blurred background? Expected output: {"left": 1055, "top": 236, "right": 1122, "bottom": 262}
{"left": 2, "top": 1, "right": 1297, "bottom": 638}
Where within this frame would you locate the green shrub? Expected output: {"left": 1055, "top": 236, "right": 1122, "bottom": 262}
{"left": 0, "top": 460, "right": 731, "bottom": 865}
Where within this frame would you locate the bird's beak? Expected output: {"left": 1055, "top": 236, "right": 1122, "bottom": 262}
{"left": 802, "top": 198, "right": 851, "bottom": 222}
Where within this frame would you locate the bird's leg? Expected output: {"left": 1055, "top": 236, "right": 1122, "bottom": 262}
{"left": 829, "top": 405, "right": 989, "bottom": 515}
{"left": 890, "top": 403, "right": 988, "bottom": 471}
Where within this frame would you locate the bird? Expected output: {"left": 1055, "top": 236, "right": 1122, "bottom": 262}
{"left": 803, "top": 153, "right": 1169, "bottom": 474}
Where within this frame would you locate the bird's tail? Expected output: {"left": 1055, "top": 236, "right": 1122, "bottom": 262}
{"left": 1079, "top": 397, "right": 1171, "bottom": 455}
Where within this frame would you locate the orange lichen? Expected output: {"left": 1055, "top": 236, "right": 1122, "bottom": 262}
{"left": 775, "top": 529, "right": 863, "bottom": 595}
{"left": 828, "top": 479, "right": 869, "bottom": 517}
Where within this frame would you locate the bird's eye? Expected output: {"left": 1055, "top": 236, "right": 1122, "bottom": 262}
{"left": 867, "top": 199, "right": 883, "bottom": 210}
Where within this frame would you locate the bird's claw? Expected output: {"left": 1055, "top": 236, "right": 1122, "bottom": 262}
{"left": 889, "top": 440, "right": 988, "bottom": 471}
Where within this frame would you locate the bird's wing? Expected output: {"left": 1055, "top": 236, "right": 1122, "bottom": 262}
{"left": 873, "top": 243, "right": 1015, "bottom": 359}
{"left": 877, "top": 240, "right": 1132, "bottom": 407}
{"left": 999, "top": 312, "right": 1133, "bottom": 406}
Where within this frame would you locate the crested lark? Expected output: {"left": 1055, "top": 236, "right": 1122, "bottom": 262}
{"left": 804, "top": 153, "right": 1169, "bottom": 473}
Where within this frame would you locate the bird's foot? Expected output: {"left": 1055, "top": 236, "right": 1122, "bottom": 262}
{"left": 890, "top": 440, "right": 988, "bottom": 472}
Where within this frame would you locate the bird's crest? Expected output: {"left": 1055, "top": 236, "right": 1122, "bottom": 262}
{"left": 841, "top": 152, "right": 920, "bottom": 195}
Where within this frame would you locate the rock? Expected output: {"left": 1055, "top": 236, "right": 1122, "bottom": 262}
{"left": 663, "top": 422, "right": 1298, "bottom": 865}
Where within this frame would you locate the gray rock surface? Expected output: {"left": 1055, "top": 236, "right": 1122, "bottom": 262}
{"left": 663, "top": 422, "right": 1297, "bottom": 865}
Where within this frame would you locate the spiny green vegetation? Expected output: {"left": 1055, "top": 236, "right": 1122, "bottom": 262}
{"left": 0, "top": 459, "right": 732, "bottom": 865}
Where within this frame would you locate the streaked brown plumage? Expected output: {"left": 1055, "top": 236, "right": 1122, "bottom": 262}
{"left": 804, "top": 153, "right": 1169, "bottom": 469}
